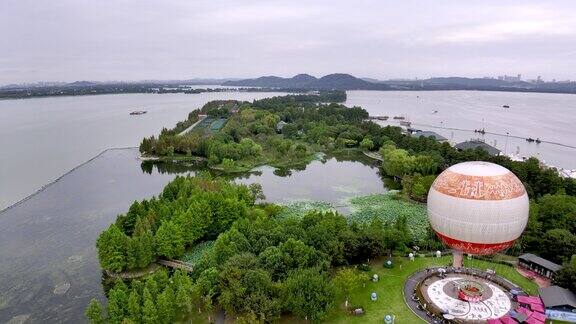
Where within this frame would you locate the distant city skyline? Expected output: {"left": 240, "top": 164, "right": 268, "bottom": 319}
{"left": 1, "top": 0, "right": 576, "bottom": 84}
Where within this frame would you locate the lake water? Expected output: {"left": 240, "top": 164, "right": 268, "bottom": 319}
{"left": 0, "top": 148, "right": 385, "bottom": 323}
{"left": 2, "top": 90, "right": 575, "bottom": 210}
{"left": 0, "top": 91, "right": 287, "bottom": 210}
{"left": 346, "top": 90, "right": 576, "bottom": 170}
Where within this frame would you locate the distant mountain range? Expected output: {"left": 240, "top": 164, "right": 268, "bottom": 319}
{"left": 222, "top": 73, "right": 532, "bottom": 90}
{"left": 3, "top": 74, "right": 576, "bottom": 94}
{"left": 222, "top": 73, "right": 576, "bottom": 93}
{"left": 223, "top": 73, "right": 389, "bottom": 90}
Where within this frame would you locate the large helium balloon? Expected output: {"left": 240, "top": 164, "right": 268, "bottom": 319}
{"left": 427, "top": 161, "right": 529, "bottom": 255}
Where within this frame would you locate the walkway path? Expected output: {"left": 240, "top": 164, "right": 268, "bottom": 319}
{"left": 178, "top": 115, "right": 207, "bottom": 136}
{"left": 105, "top": 264, "right": 160, "bottom": 279}
{"left": 363, "top": 151, "right": 383, "bottom": 162}
{"left": 403, "top": 269, "right": 435, "bottom": 323}
{"left": 157, "top": 259, "right": 194, "bottom": 272}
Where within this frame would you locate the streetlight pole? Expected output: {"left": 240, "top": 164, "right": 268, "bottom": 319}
{"left": 504, "top": 132, "right": 509, "bottom": 155}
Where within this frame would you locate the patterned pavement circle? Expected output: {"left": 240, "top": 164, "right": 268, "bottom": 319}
{"left": 404, "top": 267, "right": 524, "bottom": 323}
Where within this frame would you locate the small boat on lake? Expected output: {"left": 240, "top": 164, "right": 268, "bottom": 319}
{"left": 393, "top": 116, "right": 405, "bottom": 120}
{"left": 130, "top": 110, "right": 147, "bottom": 115}
{"left": 502, "top": 105, "right": 510, "bottom": 108}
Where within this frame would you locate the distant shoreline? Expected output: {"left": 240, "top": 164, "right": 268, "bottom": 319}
{"left": 0, "top": 86, "right": 300, "bottom": 101}
{"left": 2, "top": 86, "right": 576, "bottom": 101}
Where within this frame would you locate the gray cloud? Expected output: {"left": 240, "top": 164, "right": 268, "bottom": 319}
{"left": 1, "top": 0, "right": 575, "bottom": 84}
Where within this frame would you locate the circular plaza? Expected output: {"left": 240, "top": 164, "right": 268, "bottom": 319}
{"left": 405, "top": 267, "right": 527, "bottom": 323}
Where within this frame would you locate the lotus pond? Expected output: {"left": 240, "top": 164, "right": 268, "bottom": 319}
{"left": 277, "top": 192, "right": 429, "bottom": 243}
{"left": 180, "top": 241, "right": 215, "bottom": 264}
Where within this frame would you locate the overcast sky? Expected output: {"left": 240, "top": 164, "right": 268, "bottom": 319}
{"left": 1, "top": 0, "right": 576, "bottom": 84}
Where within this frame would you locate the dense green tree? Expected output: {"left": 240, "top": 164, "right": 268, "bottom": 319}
{"left": 540, "top": 229, "right": 576, "bottom": 263}
{"left": 175, "top": 284, "right": 193, "bottom": 316}
{"left": 381, "top": 145, "right": 414, "bottom": 178}
{"left": 364, "top": 218, "right": 386, "bottom": 258}
{"left": 258, "top": 246, "right": 286, "bottom": 280}
{"left": 248, "top": 183, "right": 266, "bottom": 203}
{"left": 208, "top": 197, "right": 247, "bottom": 238}
{"left": 519, "top": 201, "right": 542, "bottom": 252}
{"left": 126, "top": 238, "right": 139, "bottom": 270}
{"left": 142, "top": 292, "right": 158, "bottom": 324}
{"left": 153, "top": 269, "right": 170, "bottom": 290}
{"left": 282, "top": 268, "right": 335, "bottom": 321}
{"left": 127, "top": 288, "right": 141, "bottom": 322}
{"left": 107, "top": 285, "right": 128, "bottom": 323}
{"left": 144, "top": 277, "right": 159, "bottom": 299}
{"left": 173, "top": 198, "right": 212, "bottom": 245}
{"left": 154, "top": 220, "right": 185, "bottom": 259}
{"left": 85, "top": 298, "right": 104, "bottom": 324}
{"left": 360, "top": 137, "right": 375, "bottom": 151}
{"left": 156, "top": 286, "right": 175, "bottom": 324}
{"left": 195, "top": 267, "right": 220, "bottom": 300}
{"left": 213, "top": 228, "right": 251, "bottom": 265}
{"left": 301, "top": 211, "right": 349, "bottom": 265}
{"left": 413, "top": 155, "right": 439, "bottom": 176}
{"left": 333, "top": 268, "right": 364, "bottom": 307}
{"left": 281, "top": 123, "right": 299, "bottom": 138}
{"left": 96, "top": 224, "right": 128, "bottom": 272}
{"left": 403, "top": 173, "right": 436, "bottom": 202}
{"left": 136, "top": 231, "right": 155, "bottom": 268}
{"left": 554, "top": 255, "right": 576, "bottom": 292}
{"left": 218, "top": 253, "right": 280, "bottom": 321}
{"left": 537, "top": 194, "right": 576, "bottom": 233}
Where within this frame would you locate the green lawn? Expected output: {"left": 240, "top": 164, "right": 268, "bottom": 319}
{"left": 183, "top": 255, "right": 538, "bottom": 323}
{"left": 324, "top": 256, "right": 539, "bottom": 324}
{"left": 462, "top": 257, "right": 538, "bottom": 295}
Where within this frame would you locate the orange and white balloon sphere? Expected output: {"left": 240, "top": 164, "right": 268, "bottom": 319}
{"left": 427, "top": 161, "right": 529, "bottom": 255}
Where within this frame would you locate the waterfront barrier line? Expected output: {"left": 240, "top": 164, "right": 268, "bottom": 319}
{"left": 0, "top": 146, "right": 139, "bottom": 215}
{"left": 409, "top": 122, "right": 576, "bottom": 149}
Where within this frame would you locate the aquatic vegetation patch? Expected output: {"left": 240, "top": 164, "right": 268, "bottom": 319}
{"left": 348, "top": 192, "right": 429, "bottom": 243}
{"left": 276, "top": 200, "right": 336, "bottom": 219}
{"left": 180, "top": 241, "right": 215, "bottom": 264}
{"left": 274, "top": 193, "right": 430, "bottom": 243}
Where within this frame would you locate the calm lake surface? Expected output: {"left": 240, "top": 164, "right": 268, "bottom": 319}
{"left": 0, "top": 148, "right": 385, "bottom": 323}
{"left": 346, "top": 90, "right": 576, "bottom": 170}
{"left": 2, "top": 90, "right": 575, "bottom": 210}
{"left": 0, "top": 91, "right": 287, "bottom": 210}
